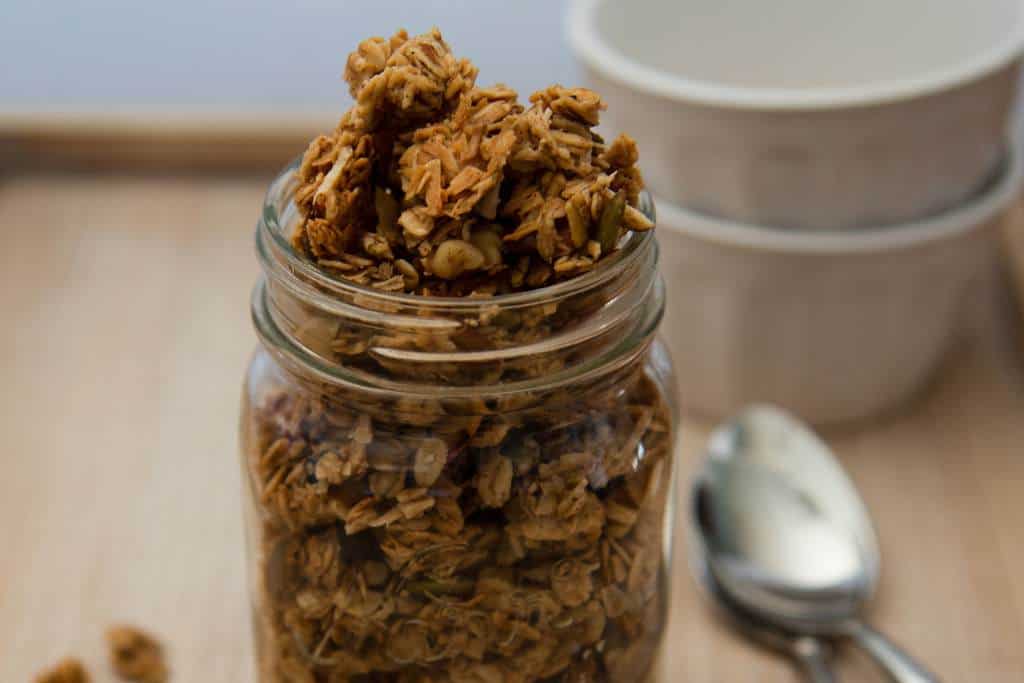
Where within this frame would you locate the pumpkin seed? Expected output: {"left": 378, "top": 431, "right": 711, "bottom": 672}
{"left": 595, "top": 192, "right": 626, "bottom": 254}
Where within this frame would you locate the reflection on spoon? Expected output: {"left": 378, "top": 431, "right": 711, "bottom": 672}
{"left": 694, "top": 405, "right": 940, "bottom": 683}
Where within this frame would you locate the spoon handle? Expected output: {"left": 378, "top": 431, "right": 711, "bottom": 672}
{"left": 844, "top": 620, "right": 940, "bottom": 683}
{"left": 791, "top": 636, "right": 838, "bottom": 683}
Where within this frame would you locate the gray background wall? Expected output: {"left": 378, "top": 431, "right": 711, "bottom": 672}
{"left": 0, "top": 1, "right": 576, "bottom": 112}
{"left": 1, "top": 0, "right": 1020, "bottom": 139}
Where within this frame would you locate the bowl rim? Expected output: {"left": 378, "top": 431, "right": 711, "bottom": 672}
{"left": 653, "top": 144, "right": 1022, "bottom": 254}
{"left": 568, "top": 0, "right": 1024, "bottom": 110}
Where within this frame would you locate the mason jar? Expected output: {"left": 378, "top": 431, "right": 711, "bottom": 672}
{"left": 240, "top": 163, "right": 680, "bottom": 683}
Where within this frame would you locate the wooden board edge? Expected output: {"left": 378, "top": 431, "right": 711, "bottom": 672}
{"left": 0, "top": 109, "right": 337, "bottom": 173}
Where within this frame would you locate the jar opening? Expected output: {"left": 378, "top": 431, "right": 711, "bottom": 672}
{"left": 259, "top": 160, "right": 659, "bottom": 312}
{"left": 252, "top": 161, "right": 664, "bottom": 400}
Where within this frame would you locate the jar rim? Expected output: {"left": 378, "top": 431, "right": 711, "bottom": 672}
{"left": 259, "top": 159, "right": 658, "bottom": 312}
{"left": 251, "top": 276, "right": 664, "bottom": 401}
{"left": 252, "top": 160, "right": 665, "bottom": 400}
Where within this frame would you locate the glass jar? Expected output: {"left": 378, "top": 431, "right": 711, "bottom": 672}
{"left": 240, "top": 164, "right": 680, "bottom": 683}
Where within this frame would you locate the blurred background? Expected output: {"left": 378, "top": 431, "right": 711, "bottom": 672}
{"left": 2, "top": 0, "right": 1023, "bottom": 168}
{"left": 2, "top": 1, "right": 574, "bottom": 112}
{"left": 1, "top": 1, "right": 578, "bottom": 170}
{"left": 3, "top": 1, "right": 1024, "bottom": 681}
{"left": 3, "top": 1, "right": 1024, "bottom": 139}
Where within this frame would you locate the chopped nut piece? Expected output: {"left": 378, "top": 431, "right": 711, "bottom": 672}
{"left": 106, "top": 626, "right": 167, "bottom": 683}
{"left": 430, "top": 239, "right": 486, "bottom": 279}
{"left": 469, "top": 227, "right": 504, "bottom": 268}
{"left": 476, "top": 454, "right": 514, "bottom": 507}
{"left": 353, "top": 413, "right": 373, "bottom": 444}
{"left": 413, "top": 437, "right": 448, "bottom": 486}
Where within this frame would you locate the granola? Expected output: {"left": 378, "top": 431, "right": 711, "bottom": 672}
{"left": 106, "top": 626, "right": 168, "bottom": 683}
{"left": 246, "top": 364, "right": 671, "bottom": 682}
{"left": 291, "top": 28, "right": 651, "bottom": 297}
{"left": 34, "top": 658, "right": 90, "bottom": 683}
{"left": 245, "top": 25, "right": 672, "bottom": 683}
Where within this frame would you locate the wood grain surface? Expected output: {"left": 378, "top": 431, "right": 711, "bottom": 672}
{"left": 1, "top": 173, "right": 1022, "bottom": 682}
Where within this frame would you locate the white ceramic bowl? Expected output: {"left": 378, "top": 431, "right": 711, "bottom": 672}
{"left": 569, "top": 0, "right": 1024, "bottom": 230}
{"left": 653, "top": 145, "right": 1022, "bottom": 426}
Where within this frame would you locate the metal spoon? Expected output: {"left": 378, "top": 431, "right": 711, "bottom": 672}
{"left": 691, "top": 405, "right": 939, "bottom": 683}
{"left": 689, "top": 544, "right": 838, "bottom": 682}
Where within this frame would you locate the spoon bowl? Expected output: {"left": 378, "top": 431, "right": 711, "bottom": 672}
{"left": 691, "top": 406, "right": 939, "bottom": 682}
{"left": 689, "top": 531, "right": 838, "bottom": 682}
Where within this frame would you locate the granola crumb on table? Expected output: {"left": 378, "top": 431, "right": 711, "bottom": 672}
{"left": 106, "top": 626, "right": 168, "bottom": 683}
{"left": 247, "top": 25, "right": 671, "bottom": 683}
{"left": 34, "top": 658, "right": 90, "bottom": 683}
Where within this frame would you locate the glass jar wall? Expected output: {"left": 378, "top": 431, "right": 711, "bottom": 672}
{"left": 240, "top": 165, "right": 679, "bottom": 683}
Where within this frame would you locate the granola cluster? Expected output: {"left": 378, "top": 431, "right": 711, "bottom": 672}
{"left": 247, "top": 369, "right": 672, "bottom": 682}
{"left": 291, "top": 28, "right": 652, "bottom": 296}
{"left": 106, "top": 626, "right": 169, "bottom": 683}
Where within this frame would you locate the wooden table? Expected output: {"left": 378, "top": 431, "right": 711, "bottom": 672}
{"left": 2, "top": 173, "right": 1023, "bottom": 682}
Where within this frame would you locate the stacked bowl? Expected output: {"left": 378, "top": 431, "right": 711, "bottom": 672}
{"left": 570, "top": 0, "right": 1024, "bottom": 424}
